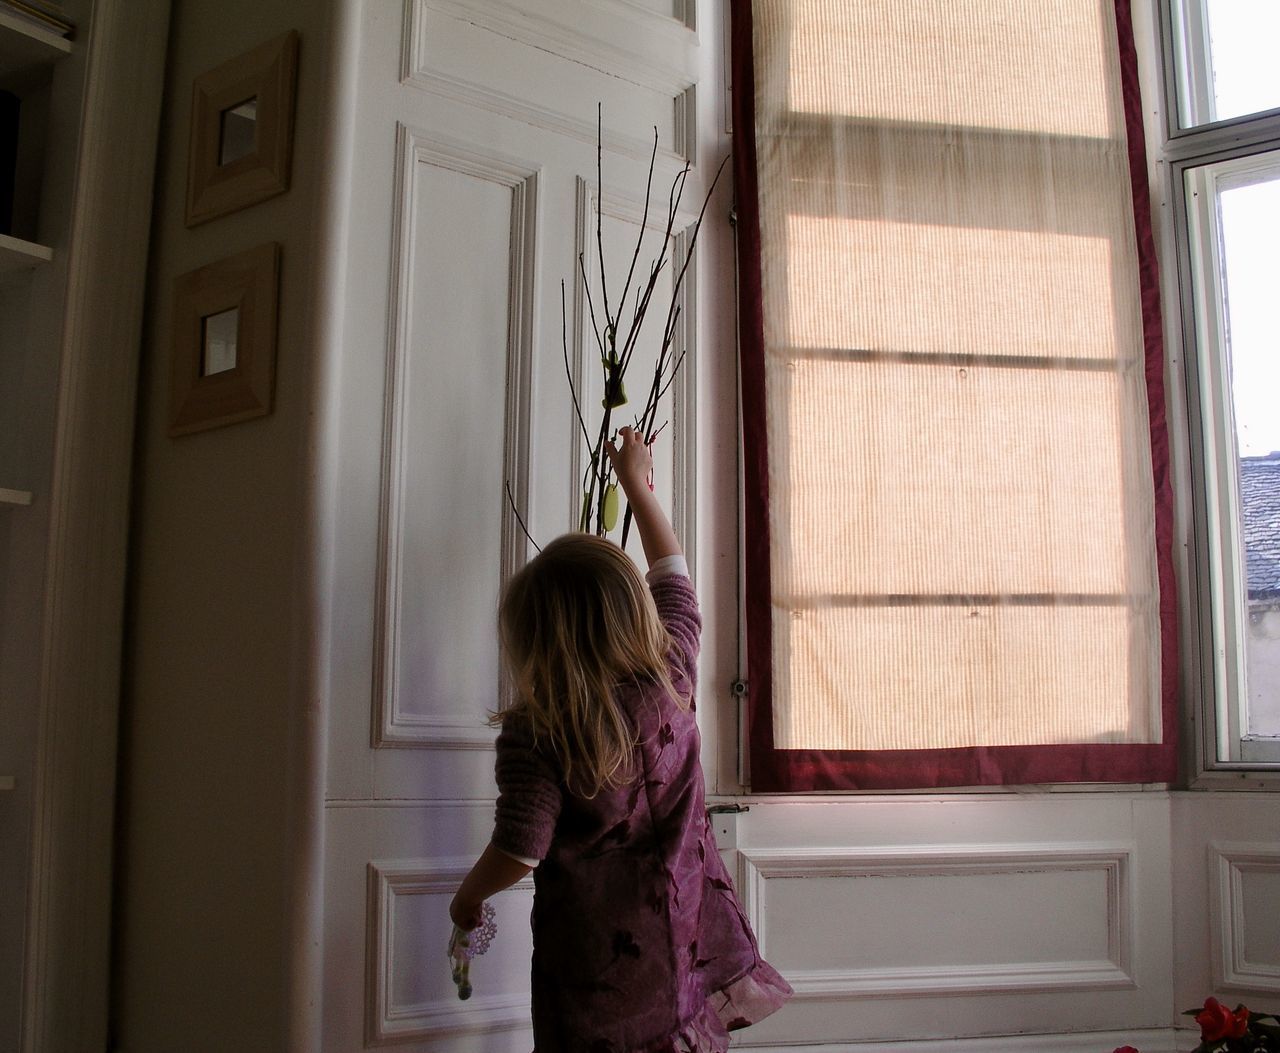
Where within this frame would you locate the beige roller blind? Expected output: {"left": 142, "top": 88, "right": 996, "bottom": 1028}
{"left": 752, "top": 0, "right": 1162, "bottom": 751}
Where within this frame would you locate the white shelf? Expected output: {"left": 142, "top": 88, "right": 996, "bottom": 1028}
{"left": 0, "top": 232, "right": 53, "bottom": 273}
{"left": 0, "top": 487, "right": 33, "bottom": 505}
{"left": 0, "top": 8, "right": 71, "bottom": 78}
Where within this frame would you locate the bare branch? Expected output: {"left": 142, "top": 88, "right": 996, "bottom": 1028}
{"left": 614, "top": 126, "right": 659, "bottom": 335}
{"left": 618, "top": 162, "right": 690, "bottom": 375}
{"left": 578, "top": 253, "right": 608, "bottom": 362}
{"left": 558, "top": 113, "right": 727, "bottom": 542}
{"left": 505, "top": 480, "right": 541, "bottom": 554}
{"left": 657, "top": 346, "right": 687, "bottom": 403}
{"left": 595, "top": 104, "right": 613, "bottom": 335}
{"left": 561, "top": 280, "right": 592, "bottom": 451}
{"left": 661, "top": 154, "right": 729, "bottom": 349}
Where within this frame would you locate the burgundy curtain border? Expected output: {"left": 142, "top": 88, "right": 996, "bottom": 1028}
{"left": 730, "top": 0, "right": 1180, "bottom": 793}
{"left": 729, "top": 0, "right": 782, "bottom": 782}
{"left": 750, "top": 743, "right": 1178, "bottom": 794}
{"left": 1113, "top": 0, "right": 1182, "bottom": 757}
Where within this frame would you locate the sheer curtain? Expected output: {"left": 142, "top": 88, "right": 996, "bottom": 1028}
{"left": 732, "top": 0, "right": 1179, "bottom": 789}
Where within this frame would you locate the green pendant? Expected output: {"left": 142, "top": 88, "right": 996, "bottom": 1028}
{"left": 602, "top": 485, "right": 619, "bottom": 531}
{"left": 602, "top": 379, "right": 628, "bottom": 409}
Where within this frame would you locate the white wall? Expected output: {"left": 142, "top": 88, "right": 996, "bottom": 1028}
{"left": 113, "top": 0, "right": 339, "bottom": 1047}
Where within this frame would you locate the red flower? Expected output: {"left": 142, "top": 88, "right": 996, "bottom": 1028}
{"left": 1195, "top": 997, "right": 1249, "bottom": 1042}
{"left": 1229, "top": 1007, "right": 1250, "bottom": 1039}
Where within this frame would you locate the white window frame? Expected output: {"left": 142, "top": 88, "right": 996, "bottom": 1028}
{"left": 1155, "top": 0, "right": 1280, "bottom": 782}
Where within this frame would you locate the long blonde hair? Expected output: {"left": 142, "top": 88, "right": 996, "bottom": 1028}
{"left": 493, "top": 533, "right": 688, "bottom": 797}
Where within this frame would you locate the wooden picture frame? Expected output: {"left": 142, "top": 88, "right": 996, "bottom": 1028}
{"left": 169, "top": 242, "right": 280, "bottom": 436}
{"left": 184, "top": 31, "right": 298, "bottom": 227}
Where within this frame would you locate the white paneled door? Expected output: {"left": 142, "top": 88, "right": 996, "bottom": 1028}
{"left": 323, "top": 1, "right": 705, "bottom": 1049}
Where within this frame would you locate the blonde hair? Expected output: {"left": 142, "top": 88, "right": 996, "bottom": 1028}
{"left": 493, "top": 533, "right": 688, "bottom": 797}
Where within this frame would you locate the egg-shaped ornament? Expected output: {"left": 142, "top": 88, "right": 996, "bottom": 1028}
{"left": 602, "top": 484, "right": 620, "bottom": 532}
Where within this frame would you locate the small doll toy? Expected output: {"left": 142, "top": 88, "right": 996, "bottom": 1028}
{"left": 446, "top": 901, "right": 497, "bottom": 1000}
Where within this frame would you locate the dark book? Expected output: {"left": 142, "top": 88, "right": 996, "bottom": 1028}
{"left": 0, "top": 90, "right": 19, "bottom": 237}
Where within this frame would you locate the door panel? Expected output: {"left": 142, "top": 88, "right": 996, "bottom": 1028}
{"left": 728, "top": 794, "right": 1174, "bottom": 1046}
{"left": 372, "top": 129, "right": 537, "bottom": 751}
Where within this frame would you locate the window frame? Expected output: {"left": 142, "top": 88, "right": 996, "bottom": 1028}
{"left": 1153, "top": 0, "right": 1280, "bottom": 784}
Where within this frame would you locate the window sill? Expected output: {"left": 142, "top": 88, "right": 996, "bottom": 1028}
{"left": 708, "top": 784, "right": 1176, "bottom": 806}
{"left": 1186, "top": 767, "right": 1280, "bottom": 792}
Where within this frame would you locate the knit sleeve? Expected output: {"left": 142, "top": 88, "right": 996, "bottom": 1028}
{"left": 492, "top": 714, "right": 562, "bottom": 863}
{"left": 649, "top": 571, "right": 701, "bottom": 683}
{"left": 645, "top": 554, "right": 689, "bottom": 582}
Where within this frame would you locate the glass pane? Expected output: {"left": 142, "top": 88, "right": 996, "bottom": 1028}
{"left": 1204, "top": 0, "right": 1280, "bottom": 122}
{"left": 219, "top": 98, "right": 258, "bottom": 166}
{"left": 1219, "top": 169, "right": 1280, "bottom": 741}
{"left": 201, "top": 307, "right": 239, "bottom": 376}
{"left": 1175, "top": 0, "right": 1280, "bottom": 128}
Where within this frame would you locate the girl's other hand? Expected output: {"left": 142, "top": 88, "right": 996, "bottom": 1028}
{"left": 605, "top": 426, "right": 652, "bottom": 497}
{"left": 449, "top": 891, "right": 484, "bottom": 932}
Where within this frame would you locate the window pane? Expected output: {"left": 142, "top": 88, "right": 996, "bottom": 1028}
{"left": 1185, "top": 152, "right": 1280, "bottom": 762}
{"left": 1173, "top": 0, "right": 1280, "bottom": 128}
{"left": 1220, "top": 171, "right": 1280, "bottom": 741}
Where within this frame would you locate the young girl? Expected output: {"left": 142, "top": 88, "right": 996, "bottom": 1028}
{"left": 450, "top": 426, "right": 792, "bottom": 1052}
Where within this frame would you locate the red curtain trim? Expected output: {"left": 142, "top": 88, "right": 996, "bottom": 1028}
{"left": 751, "top": 744, "right": 1178, "bottom": 794}
{"left": 1113, "top": 0, "right": 1182, "bottom": 758}
{"left": 731, "top": 0, "right": 1180, "bottom": 792}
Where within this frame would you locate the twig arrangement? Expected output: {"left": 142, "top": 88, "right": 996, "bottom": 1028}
{"left": 503, "top": 110, "right": 724, "bottom": 552}
{"left": 562, "top": 107, "right": 726, "bottom": 547}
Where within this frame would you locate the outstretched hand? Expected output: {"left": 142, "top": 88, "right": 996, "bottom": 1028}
{"left": 603, "top": 425, "right": 680, "bottom": 565}
{"left": 605, "top": 426, "right": 652, "bottom": 499}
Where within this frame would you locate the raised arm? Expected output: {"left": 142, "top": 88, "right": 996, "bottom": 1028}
{"left": 605, "top": 426, "right": 681, "bottom": 568}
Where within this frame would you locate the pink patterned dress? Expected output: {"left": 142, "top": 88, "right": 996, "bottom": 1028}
{"left": 490, "top": 570, "right": 792, "bottom": 1052}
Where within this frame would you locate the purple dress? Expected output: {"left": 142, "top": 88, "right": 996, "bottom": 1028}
{"left": 491, "top": 572, "right": 792, "bottom": 1052}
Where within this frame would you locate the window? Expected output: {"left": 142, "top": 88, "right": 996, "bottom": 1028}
{"left": 1165, "top": 0, "right": 1280, "bottom": 770}
{"left": 731, "top": 0, "right": 1179, "bottom": 790}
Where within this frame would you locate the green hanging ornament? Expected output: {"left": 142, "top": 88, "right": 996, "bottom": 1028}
{"left": 602, "top": 484, "right": 620, "bottom": 531}
{"left": 601, "top": 378, "right": 628, "bottom": 409}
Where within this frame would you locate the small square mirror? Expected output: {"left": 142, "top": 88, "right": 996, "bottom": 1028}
{"left": 201, "top": 306, "right": 240, "bottom": 376}
{"left": 218, "top": 97, "right": 259, "bottom": 166}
